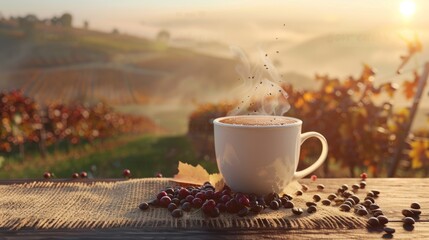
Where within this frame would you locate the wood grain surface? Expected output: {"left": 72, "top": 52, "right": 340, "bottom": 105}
{"left": 0, "top": 178, "right": 427, "bottom": 239}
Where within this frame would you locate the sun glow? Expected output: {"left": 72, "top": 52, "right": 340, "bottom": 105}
{"left": 400, "top": 0, "right": 416, "bottom": 18}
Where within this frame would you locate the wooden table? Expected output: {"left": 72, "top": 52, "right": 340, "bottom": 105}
{"left": 0, "top": 178, "right": 427, "bottom": 239}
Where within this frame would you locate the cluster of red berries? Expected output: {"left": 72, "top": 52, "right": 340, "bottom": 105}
{"left": 138, "top": 181, "right": 306, "bottom": 218}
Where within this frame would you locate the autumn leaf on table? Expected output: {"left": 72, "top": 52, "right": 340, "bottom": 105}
{"left": 173, "top": 161, "right": 225, "bottom": 190}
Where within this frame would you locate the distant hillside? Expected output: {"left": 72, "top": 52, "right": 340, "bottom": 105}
{"left": 0, "top": 19, "right": 238, "bottom": 106}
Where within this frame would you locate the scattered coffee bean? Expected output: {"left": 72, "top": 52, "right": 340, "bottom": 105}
{"left": 403, "top": 217, "right": 415, "bottom": 225}
{"left": 352, "top": 184, "right": 360, "bottom": 191}
{"left": 364, "top": 196, "right": 375, "bottom": 203}
{"left": 270, "top": 200, "right": 280, "bottom": 210}
{"left": 410, "top": 209, "right": 421, "bottom": 216}
{"left": 334, "top": 198, "right": 345, "bottom": 205}
{"left": 237, "top": 207, "right": 249, "bottom": 217}
{"left": 366, "top": 192, "right": 375, "bottom": 198}
{"left": 367, "top": 217, "right": 380, "bottom": 227}
{"left": 357, "top": 208, "right": 368, "bottom": 216}
{"left": 362, "top": 199, "right": 372, "bottom": 207}
{"left": 171, "top": 198, "right": 180, "bottom": 206}
{"left": 411, "top": 202, "right": 421, "bottom": 210}
{"left": 182, "top": 202, "right": 192, "bottom": 212}
{"left": 359, "top": 181, "right": 366, "bottom": 189}
{"left": 292, "top": 207, "right": 304, "bottom": 215}
{"left": 377, "top": 215, "right": 389, "bottom": 225}
{"left": 264, "top": 193, "right": 274, "bottom": 203}
{"left": 373, "top": 210, "right": 384, "bottom": 217}
{"left": 402, "top": 209, "right": 416, "bottom": 218}
{"left": 350, "top": 195, "right": 360, "bottom": 204}
{"left": 139, "top": 202, "right": 149, "bottom": 210}
{"left": 369, "top": 204, "right": 380, "bottom": 210}
{"left": 339, "top": 204, "right": 351, "bottom": 212}
{"left": 283, "top": 194, "right": 294, "bottom": 201}
{"left": 322, "top": 199, "right": 331, "bottom": 206}
{"left": 345, "top": 198, "right": 356, "bottom": 205}
{"left": 337, "top": 188, "right": 345, "bottom": 195}
{"left": 353, "top": 204, "right": 365, "bottom": 212}
{"left": 296, "top": 190, "right": 303, "bottom": 196}
{"left": 317, "top": 184, "right": 325, "bottom": 191}
{"left": 342, "top": 191, "right": 353, "bottom": 198}
{"left": 307, "top": 206, "right": 317, "bottom": 213}
{"left": 279, "top": 197, "right": 288, "bottom": 205}
{"left": 313, "top": 194, "right": 321, "bottom": 202}
{"left": 301, "top": 184, "right": 309, "bottom": 192}
{"left": 341, "top": 184, "right": 349, "bottom": 191}
{"left": 167, "top": 203, "right": 178, "bottom": 212}
{"left": 250, "top": 205, "right": 264, "bottom": 214}
{"left": 171, "top": 209, "right": 183, "bottom": 218}
{"left": 327, "top": 194, "right": 337, "bottom": 201}
{"left": 306, "top": 202, "right": 317, "bottom": 207}
{"left": 283, "top": 201, "right": 294, "bottom": 209}
{"left": 371, "top": 190, "right": 380, "bottom": 196}
{"left": 384, "top": 227, "right": 395, "bottom": 234}
{"left": 343, "top": 201, "right": 353, "bottom": 208}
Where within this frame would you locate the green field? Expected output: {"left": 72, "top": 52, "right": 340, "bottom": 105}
{"left": 0, "top": 135, "right": 218, "bottom": 179}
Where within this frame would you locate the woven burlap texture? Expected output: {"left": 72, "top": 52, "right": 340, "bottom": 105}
{"left": 0, "top": 178, "right": 366, "bottom": 230}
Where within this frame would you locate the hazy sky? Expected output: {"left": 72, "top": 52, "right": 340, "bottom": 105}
{"left": 1, "top": 0, "right": 428, "bottom": 46}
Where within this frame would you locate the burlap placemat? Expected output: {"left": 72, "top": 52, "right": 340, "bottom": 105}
{"left": 0, "top": 178, "right": 366, "bottom": 230}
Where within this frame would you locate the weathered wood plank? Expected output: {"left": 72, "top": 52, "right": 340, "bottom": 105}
{"left": 0, "top": 222, "right": 427, "bottom": 239}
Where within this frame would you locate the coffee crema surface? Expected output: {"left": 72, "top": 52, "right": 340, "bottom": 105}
{"left": 220, "top": 116, "right": 297, "bottom": 126}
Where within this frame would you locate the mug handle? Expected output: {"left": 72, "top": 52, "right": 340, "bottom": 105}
{"left": 293, "top": 131, "right": 328, "bottom": 180}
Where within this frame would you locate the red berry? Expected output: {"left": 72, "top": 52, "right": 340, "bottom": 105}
{"left": 178, "top": 188, "right": 190, "bottom": 199}
{"left": 123, "top": 169, "right": 131, "bottom": 178}
{"left": 185, "top": 195, "right": 195, "bottom": 203}
{"left": 221, "top": 195, "right": 231, "bottom": 203}
{"left": 43, "top": 172, "right": 51, "bottom": 179}
{"left": 159, "top": 196, "right": 171, "bottom": 207}
{"left": 72, "top": 173, "right": 79, "bottom": 178}
{"left": 214, "top": 191, "right": 222, "bottom": 199}
{"left": 202, "top": 200, "right": 216, "bottom": 215}
{"left": 195, "top": 192, "right": 206, "bottom": 201}
{"left": 192, "top": 198, "right": 203, "bottom": 208}
{"left": 157, "top": 191, "right": 168, "bottom": 200}
{"left": 156, "top": 172, "right": 163, "bottom": 178}
{"left": 205, "top": 189, "right": 214, "bottom": 199}
{"left": 238, "top": 196, "right": 250, "bottom": 207}
{"left": 311, "top": 175, "right": 317, "bottom": 181}
{"left": 80, "top": 171, "right": 88, "bottom": 178}
{"left": 360, "top": 173, "right": 368, "bottom": 180}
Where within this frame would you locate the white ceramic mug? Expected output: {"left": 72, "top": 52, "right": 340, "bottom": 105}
{"left": 213, "top": 115, "right": 328, "bottom": 194}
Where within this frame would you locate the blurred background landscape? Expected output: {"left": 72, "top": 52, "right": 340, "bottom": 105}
{"left": 0, "top": 0, "right": 428, "bottom": 178}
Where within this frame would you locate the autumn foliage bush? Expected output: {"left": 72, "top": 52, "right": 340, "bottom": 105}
{"left": 188, "top": 66, "right": 429, "bottom": 177}
{"left": 0, "top": 90, "right": 157, "bottom": 157}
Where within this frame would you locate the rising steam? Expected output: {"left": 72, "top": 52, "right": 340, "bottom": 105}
{"left": 227, "top": 47, "right": 290, "bottom": 116}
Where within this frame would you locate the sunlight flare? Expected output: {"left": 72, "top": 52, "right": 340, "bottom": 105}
{"left": 400, "top": 0, "right": 416, "bottom": 18}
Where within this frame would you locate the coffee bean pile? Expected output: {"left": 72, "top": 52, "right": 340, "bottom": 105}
{"left": 138, "top": 181, "right": 324, "bottom": 218}
{"left": 138, "top": 174, "right": 422, "bottom": 237}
